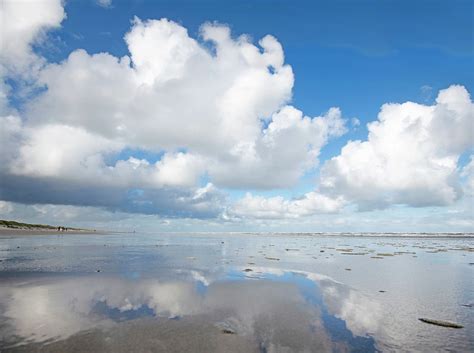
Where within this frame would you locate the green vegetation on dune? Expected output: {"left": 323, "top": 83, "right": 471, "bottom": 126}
{"left": 0, "top": 220, "right": 56, "bottom": 229}
{"left": 0, "top": 219, "right": 83, "bottom": 231}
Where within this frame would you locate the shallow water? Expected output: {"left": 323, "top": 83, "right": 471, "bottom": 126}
{"left": 0, "top": 232, "right": 472, "bottom": 352}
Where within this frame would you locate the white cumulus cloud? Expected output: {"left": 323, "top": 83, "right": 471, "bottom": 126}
{"left": 461, "top": 155, "right": 474, "bottom": 196}
{"left": 2, "top": 14, "right": 345, "bottom": 195}
{"left": 230, "top": 192, "right": 345, "bottom": 219}
{"left": 0, "top": 0, "right": 65, "bottom": 75}
{"left": 209, "top": 106, "right": 347, "bottom": 188}
{"left": 0, "top": 0, "right": 472, "bottom": 225}
{"left": 319, "top": 85, "right": 474, "bottom": 210}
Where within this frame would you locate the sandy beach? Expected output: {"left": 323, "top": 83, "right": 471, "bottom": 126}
{"left": 0, "top": 232, "right": 472, "bottom": 352}
{"left": 0, "top": 227, "right": 116, "bottom": 236}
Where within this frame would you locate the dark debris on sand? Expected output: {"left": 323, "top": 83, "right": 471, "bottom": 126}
{"left": 419, "top": 318, "right": 463, "bottom": 329}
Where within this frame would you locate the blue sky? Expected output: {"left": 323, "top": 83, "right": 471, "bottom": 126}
{"left": 0, "top": 0, "right": 473, "bottom": 231}
{"left": 59, "top": 1, "right": 474, "bottom": 110}
{"left": 56, "top": 0, "right": 474, "bottom": 168}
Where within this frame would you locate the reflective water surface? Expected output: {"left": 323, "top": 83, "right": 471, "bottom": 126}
{"left": 0, "top": 232, "right": 472, "bottom": 352}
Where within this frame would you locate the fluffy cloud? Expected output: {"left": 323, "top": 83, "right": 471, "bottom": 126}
{"left": 11, "top": 123, "right": 120, "bottom": 180}
{"left": 319, "top": 85, "right": 473, "bottom": 210}
{"left": 16, "top": 17, "right": 314, "bottom": 189}
{"left": 209, "top": 106, "right": 346, "bottom": 188}
{"left": 0, "top": 8, "right": 346, "bottom": 217}
{"left": 27, "top": 19, "right": 294, "bottom": 155}
{"left": 8, "top": 120, "right": 205, "bottom": 189}
{"left": 0, "top": 0, "right": 472, "bottom": 225}
{"left": 461, "top": 155, "right": 474, "bottom": 196}
{"left": 229, "top": 192, "right": 345, "bottom": 219}
{"left": 0, "top": 0, "right": 65, "bottom": 75}
{"left": 0, "top": 115, "right": 203, "bottom": 189}
{"left": 230, "top": 85, "right": 473, "bottom": 218}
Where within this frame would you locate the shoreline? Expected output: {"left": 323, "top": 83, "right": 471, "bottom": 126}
{"left": 0, "top": 228, "right": 472, "bottom": 238}
{"left": 0, "top": 227, "right": 109, "bottom": 236}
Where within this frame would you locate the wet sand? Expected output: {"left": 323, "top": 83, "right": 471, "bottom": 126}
{"left": 0, "top": 232, "right": 473, "bottom": 352}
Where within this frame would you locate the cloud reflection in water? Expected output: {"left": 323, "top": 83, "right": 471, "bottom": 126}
{"left": 0, "top": 269, "right": 382, "bottom": 352}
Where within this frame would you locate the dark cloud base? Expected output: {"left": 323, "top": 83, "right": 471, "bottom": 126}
{"left": 0, "top": 174, "right": 224, "bottom": 219}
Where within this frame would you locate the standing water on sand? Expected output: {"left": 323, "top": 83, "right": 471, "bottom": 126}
{"left": 0, "top": 232, "right": 472, "bottom": 352}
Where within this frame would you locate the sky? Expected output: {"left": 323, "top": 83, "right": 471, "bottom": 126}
{"left": 0, "top": 0, "right": 473, "bottom": 232}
